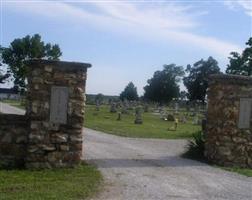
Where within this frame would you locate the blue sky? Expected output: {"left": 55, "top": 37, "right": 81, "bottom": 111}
{"left": 1, "top": 0, "right": 252, "bottom": 95}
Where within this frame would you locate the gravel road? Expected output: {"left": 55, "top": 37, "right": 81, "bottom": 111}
{"left": 0, "top": 102, "right": 25, "bottom": 115}
{"left": 84, "top": 128, "right": 252, "bottom": 200}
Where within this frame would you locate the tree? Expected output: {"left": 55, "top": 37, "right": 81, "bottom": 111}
{"left": 120, "top": 82, "right": 138, "bottom": 101}
{"left": 183, "top": 56, "right": 220, "bottom": 103}
{"left": 179, "top": 91, "right": 187, "bottom": 101}
{"left": 95, "top": 93, "right": 104, "bottom": 104}
{"left": 226, "top": 37, "right": 252, "bottom": 76}
{"left": 143, "top": 64, "right": 184, "bottom": 103}
{"left": 0, "top": 46, "right": 10, "bottom": 84}
{"left": 2, "top": 34, "right": 62, "bottom": 90}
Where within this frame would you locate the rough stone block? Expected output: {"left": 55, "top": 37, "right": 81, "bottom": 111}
{"left": 205, "top": 74, "right": 252, "bottom": 168}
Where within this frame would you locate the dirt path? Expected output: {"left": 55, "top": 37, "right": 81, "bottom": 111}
{"left": 84, "top": 128, "right": 252, "bottom": 200}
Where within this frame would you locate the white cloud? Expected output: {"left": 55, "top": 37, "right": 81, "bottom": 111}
{"left": 91, "top": 1, "right": 202, "bottom": 29}
{"left": 3, "top": 1, "right": 242, "bottom": 57}
{"left": 224, "top": 0, "right": 252, "bottom": 16}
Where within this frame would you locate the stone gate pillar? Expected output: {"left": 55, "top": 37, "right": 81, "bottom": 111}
{"left": 25, "top": 59, "right": 91, "bottom": 168}
{"left": 205, "top": 74, "right": 252, "bottom": 168}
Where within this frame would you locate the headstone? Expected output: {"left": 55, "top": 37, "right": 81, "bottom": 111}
{"left": 122, "top": 105, "right": 128, "bottom": 114}
{"left": 134, "top": 106, "right": 143, "bottom": 124}
{"left": 95, "top": 100, "right": 100, "bottom": 111}
{"left": 110, "top": 102, "right": 117, "bottom": 113}
{"left": 116, "top": 102, "right": 122, "bottom": 109}
{"left": 168, "top": 117, "right": 178, "bottom": 131}
{"left": 192, "top": 115, "right": 198, "bottom": 125}
{"left": 186, "top": 104, "right": 190, "bottom": 112}
{"left": 175, "top": 102, "right": 179, "bottom": 114}
{"left": 121, "top": 100, "right": 128, "bottom": 114}
{"left": 144, "top": 104, "right": 149, "bottom": 112}
{"left": 238, "top": 98, "right": 252, "bottom": 129}
{"left": 190, "top": 108, "right": 196, "bottom": 117}
{"left": 174, "top": 118, "right": 178, "bottom": 130}
{"left": 167, "top": 113, "right": 175, "bottom": 121}
{"left": 180, "top": 115, "right": 187, "bottom": 123}
{"left": 117, "top": 112, "right": 122, "bottom": 121}
{"left": 159, "top": 108, "right": 167, "bottom": 120}
{"left": 50, "top": 86, "right": 69, "bottom": 124}
{"left": 158, "top": 106, "right": 164, "bottom": 113}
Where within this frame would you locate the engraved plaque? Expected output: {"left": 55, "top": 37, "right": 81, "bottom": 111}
{"left": 238, "top": 98, "right": 252, "bottom": 129}
{"left": 50, "top": 86, "right": 69, "bottom": 124}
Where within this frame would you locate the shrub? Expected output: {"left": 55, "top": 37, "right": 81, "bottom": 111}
{"left": 182, "top": 131, "right": 206, "bottom": 161}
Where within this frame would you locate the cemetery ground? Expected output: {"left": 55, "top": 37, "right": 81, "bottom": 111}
{"left": 85, "top": 105, "right": 201, "bottom": 139}
{"left": 85, "top": 105, "right": 252, "bottom": 177}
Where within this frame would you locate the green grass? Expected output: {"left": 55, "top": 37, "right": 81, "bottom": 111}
{"left": 0, "top": 164, "right": 103, "bottom": 200}
{"left": 221, "top": 167, "right": 252, "bottom": 177}
{"left": 0, "top": 99, "right": 25, "bottom": 109}
{"left": 2, "top": 101, "right": 200, "bottom": 139}
{"left": 85, "top": 105, "right": 200, "bottom": 139}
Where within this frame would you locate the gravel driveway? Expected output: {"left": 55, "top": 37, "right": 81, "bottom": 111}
{"left": 84, "top": 128, "right": 252, "bottom": 200}
{"left": 0, "top": 102, "right": 25, "bottom": 115}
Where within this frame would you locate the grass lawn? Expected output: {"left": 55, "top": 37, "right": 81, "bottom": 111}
{"left": 2, "top": 101, "right": 201, "bottom": 139}
{"left": 0, "top": 99, "right": 25, "bottom": 109}
{"left": 0, "top": 164, "right": 102, "bottom": 200}
{"left": 221, "top": 167, "right": 252, "bottom": 177}
{"left": 85, "top": 105, "right": 200, "bottom": 139}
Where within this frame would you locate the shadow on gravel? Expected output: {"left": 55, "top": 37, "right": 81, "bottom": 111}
{"left": 86, "top": 156, "right": 207, "bottom": 168}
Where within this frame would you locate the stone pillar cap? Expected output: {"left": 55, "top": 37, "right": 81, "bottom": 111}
{"left": 209, "top": 74, "right": 252, "bottom": 84}
{"left": 25, "top": 59, "right": 92, "bottom": 70}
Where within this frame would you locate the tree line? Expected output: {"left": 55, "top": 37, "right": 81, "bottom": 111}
{"left": 0, "top": 34, "right": 251, "bottom": 102}
{"left": 120, "top": 37, "right": 252, "bottom": 103}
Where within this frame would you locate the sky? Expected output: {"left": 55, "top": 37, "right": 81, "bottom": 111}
{"left": 0, "top": 0, "right": 252, "bottom": 95}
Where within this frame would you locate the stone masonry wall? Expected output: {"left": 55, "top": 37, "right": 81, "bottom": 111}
{"left": 205, "top": 74, "right": 252, "bottom": 168}
{"left": 25, "top": 59, "right": 90, "bottom": 169}
{"left": 0, "top": 60, "right": 90, "bottom": 169}
{"left": 0, "top": 114, "right": 29, "bottom": 169}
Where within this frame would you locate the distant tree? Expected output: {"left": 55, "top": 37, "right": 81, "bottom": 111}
{"left": 143, "top": 64, "right": 184, "bottom": 103}
{"left": 120, "top": 82, "right": 138, "bottom": 101}
{"left": 226, "top": 37, "right": 252, "bottom": 76}
{"left": 0, "top": 68, "right": 9, "bottom": 84}
{"left": 179, "top": 91, "right": 187, "bottom": 101}
{"left": 95, "top": 93, "right": 104, "bottom": 104}
{"left": 2, "top": 34, "right": 62, "bottom": 90}
{"left": 0, "top": 46, "right": 10, "bottom": 84}
{"left": 183, "top": 56, "right": 220, "bottom": 103}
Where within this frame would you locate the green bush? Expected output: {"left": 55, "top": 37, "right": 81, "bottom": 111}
{"left": 182, "top": 131, "right": 206, "bottom": 161}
